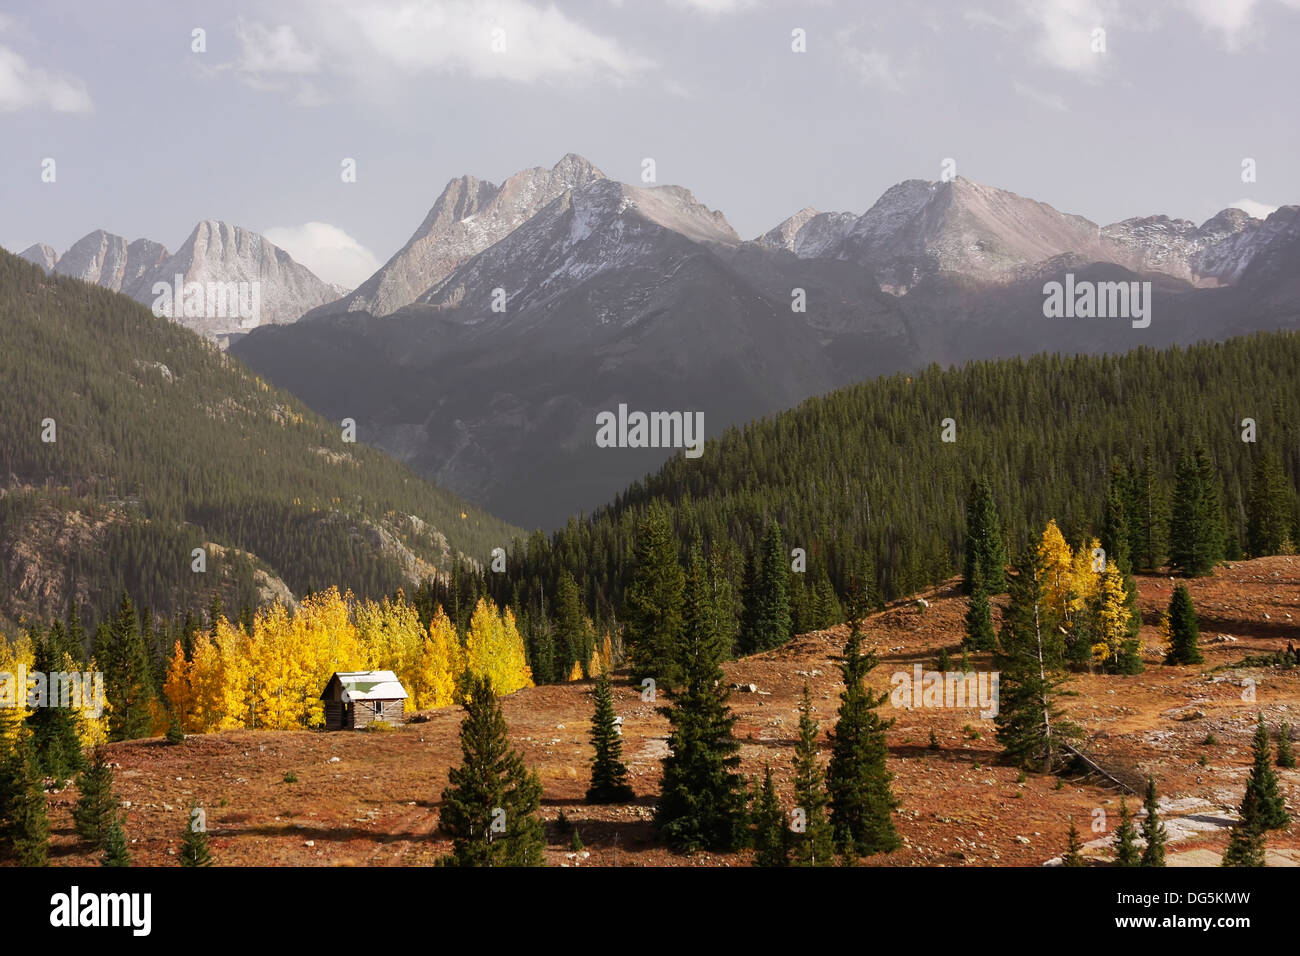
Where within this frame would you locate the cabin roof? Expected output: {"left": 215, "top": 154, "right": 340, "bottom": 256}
{"left": 322, "top": 670, "right": 409, "bottom": 702}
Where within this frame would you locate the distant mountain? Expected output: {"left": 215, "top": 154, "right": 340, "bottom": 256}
{"left": 19, "top": 242, "right": 59, "bottom": 273}
{"left": 0, "top": 249, "right": 520, "bottom": 626}
{"left": 231, "top": 159, "right": 1300, "bottom": 529}
{"left": 308, "top": 153, "right": 607, "bottom": 319}
{"left": 53, "top": 229, "right": 169, "bottom": 292}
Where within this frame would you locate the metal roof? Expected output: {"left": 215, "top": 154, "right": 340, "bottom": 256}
{"left": 329, "top": 670, "right": 409, "bottom": 702}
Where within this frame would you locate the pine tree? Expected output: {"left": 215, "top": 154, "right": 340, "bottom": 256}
{"left": 826, "top": 597, "right": 900, "bottom": 858}
{"left": 1243, "top": 715, "right": 1289, "bottom": 830}
{"left": 28, "top": 622, "right": 86, "bottom": 785}
{"left": 179, "top": 806, "right": 213, "bottom": 866}
{"left": 789, "top": 685, "right": 834, "bottom": 866}
{"left": 1221, "top": 816, "right": 1266, "bottom": 867}
{"left": 1164, "top": 584, "right": 1203, "bottom": 665}
{"left": 962, "top": 582, "right": 996, "bottom": 652}
{"left": 1113, "top": 797, "right": 1140, "bottom": 866}
{"left": 97, "top": 593, "right": 157, "bottom": 740}
{"left": 740, "top": 521, "right": 792, "bottom": 653}
{"left": 654, "top": 547, "right": 746, "bottom": 852}
{"left": 439, "top": 675, "right": 545, "bottom": 866}
{"left": 586, "top": 671, "right": 634, "bottom": 803}
{"left": 963, "top": 477, "right": 1007, "bottom": 594}
{"left": 1130, "top": 447, "right": 1167, "bottom": 572}
{"left": 625, "top": 502, "right": 686, "bottom": 694}
{"left": 101, "top": 814, "right": 131, "bottom": 867}
{"left": 1103, "top": 460, "right": 1133, "bottom": 574}
{"left": 73, "top": 747, "right": 119, "bottom": 846}
{"left": 0, "top": 729, "right": 49, "bottom": 865}
{"left": 751, "top": 766, "right": 788, "bottom": 867}
{"left": 1063, "top": 819, "right": 1085, "bottom": 867}
{"left": 994, "top": 549, "right": 1079, "bottom": 771}
{"left": 1140, "top": 776, "right": 1168, "bottom": 867}
{"left": 1169, "top": 447, "right": 1225, "bottom": 577}
{"left": 1277, "top": 723, "right": 1296, "bottom": 769}
{"left": 553, "top": 571, "right": 590, "bottom": 683}
{"left": 1246, "top": 449, "right": 1294, "bottom": 557}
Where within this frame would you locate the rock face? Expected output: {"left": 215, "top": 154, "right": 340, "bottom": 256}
{"left": 52, "top": 230, "right": 169, "bottom": 292}
{"left": 19, "top": 243, "right": 59, "bottom": 273}
{"left": 313, "top": 152, "right": 608, "bottom": 319}
{"left": 755, "top": 208, "right": 856, "bottom": 258}
{"left": 133, "top": 220, "right": 342, "bottom": 336}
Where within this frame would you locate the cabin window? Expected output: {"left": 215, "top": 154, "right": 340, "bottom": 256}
{"left": 375, "top": 701, "right": 385, "bottom": 720}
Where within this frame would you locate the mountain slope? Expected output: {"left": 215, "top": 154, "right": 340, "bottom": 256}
{"left": 0, "top": 249, "right": 520, "bottom": 626}
{"left": 52, "top": 229, "right": 169, "bottom": 292}
{"left": 19, "top": 242, "right": 59, "bottom": 273}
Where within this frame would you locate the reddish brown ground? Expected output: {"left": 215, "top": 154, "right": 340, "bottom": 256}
{"left": 31, "top": 557, "right": 1300, "bottom": 867}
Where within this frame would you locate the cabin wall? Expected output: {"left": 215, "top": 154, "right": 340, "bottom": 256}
{"left": 347, "top": 698, "right": 404, "bottom": 729}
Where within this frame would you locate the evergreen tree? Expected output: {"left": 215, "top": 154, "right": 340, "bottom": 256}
{"left": 1221, "top": 816, "right": 1266, "bottom": 867}
{"left": 789, "top": 685, "right": 834, "bottom": 866}
{"left": 751, "top": 766, "right": 788, "bottom": 867}
{"left": 28, "top": 622, "right": 86, "bottom": 784}
{"left": 963, "top": 477, "right": 1008, "bottom": 594}
{"left": 1243, "top": 715, "right": 1289, "bottom": 830}
{"left": 96, "top": 593, "right": 156, "bottom": 740}
{"left": 962, "top": 582, "right": 996, "bottom": 652}
{"left": 1140, "top": 776, "right": 1168, "bottom": 867}
{"left": 740, "top": 521, "right": 792, "bottom": 653}
{"left": 586, "top": 670, "right": 634, "bottom": 803}
{"left": 625, "top": 502, "right": 686, "bottom": 693}
{"left": 0, "top": 729, "right": 49, "bottom": 865}
{"left": 179, "top": 806, "right": 213, "bottom": 866}
{"left": 1277, "top": 723, "right": 1296, "bottom": 769}
{"left": 1164, "top": 584, "right": 1203, "bottom": 665}
{"left": 826, "top": 598, "right": 900, "bottom": 858}
{"left": 1246, "top": 449, "right": 1294, "bottom": 557}
{"left": 438, "top": 675, "right": 545, "bottom": 866}
{"left": 553, "top": 571, "right": 589, "bottom": 681}
{"left": 1103, "top": 460, "right": 1133, "bottom": 573}
{"left": 72, "top": 746, "right": 120, "bottom": 847}
{"left": 1169, "top": 447, "right": 1225, "bottom": 576}
{"left": 1130, "top": 446, "right": 1167, "bottom": 572}
{"left": 1063, "top": 819, "right": 1085, "bottom": 867}
{"left": 654, "top": 548, "right": 746, "bottom": 852}
{"left": 1113, "top": 797, "right": 1140, "bottom": 866}
{"left": 101, "top": 814, "right": 131, "bottom": 867}
{"left": 994, "top": 550, "right": 1079, "bottom": 771}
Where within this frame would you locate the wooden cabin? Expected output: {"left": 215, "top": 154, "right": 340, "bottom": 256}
{"left": 320, "top": 671, "right": 409, "bottom": 730}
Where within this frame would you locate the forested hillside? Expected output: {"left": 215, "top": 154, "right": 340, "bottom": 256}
{"left": 485, "top": 332, "right": 1300, "bottom": 639}
{"left": 0, "top": 250, "right": 519, "bottom": 629}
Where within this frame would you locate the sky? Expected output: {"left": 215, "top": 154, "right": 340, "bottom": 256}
{"left": 2, "top": 0, "right": 1298, "bottom": 287}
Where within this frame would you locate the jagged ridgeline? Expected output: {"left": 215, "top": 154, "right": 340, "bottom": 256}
{"left": 492, "top": 331, "right": 1300, "bottom": 612}
{"left": 0, "top": 250, "right": 520, "bottom": 626}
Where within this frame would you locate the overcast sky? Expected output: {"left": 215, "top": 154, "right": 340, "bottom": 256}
{"left": 2, "top": 0, "right": 1298, "bottom": 287}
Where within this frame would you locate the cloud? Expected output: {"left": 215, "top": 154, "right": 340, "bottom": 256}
{"left": 236, "top": 20, "right": 322, "bottom": 75}
{"left": 836, "top": 28, "right": 904, "bottom": 92}
{"left": 1228, "top": 198, "right": 1279, "bottom": 219}
{"left": 262, "top": 222, "right": 381, "bottom": 289}
{"left": 1012, "top": 80, "right": 1067, "bottom": 111}
{"left": 322, "top": 0, "right": 655, "bottom": 84}
{"left": 1019, "top": 0, "right": 1117, "bottom": 74}
{"left": 0, "top": 42, "right": 92, "bottom": 112}
{"left": 667, "top": 0, "right": 759, "bottom": 15}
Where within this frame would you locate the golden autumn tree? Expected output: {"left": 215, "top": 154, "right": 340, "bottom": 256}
{"left": 567, "top": 660, "right": 584, "bottom": 682}
{"left": 355, "top": 594, "right": 424, "bottom": 710}
{"left": 464, "top": 598, "right": 533, "bottom": 697}
{"left": 0, "top": 632, "right": 34, "bottom": 756}
{"left": 163, "top": 641, "right": 196, "bottom": 731}
{"left": 412, "top": 606, "right": 463, "bottom": 710}
{"left": 1037, "top": 520, "right": 1074, "bottom": 625}
{"left": 1094, "top": 565, "right": 1132, "bottom": 666}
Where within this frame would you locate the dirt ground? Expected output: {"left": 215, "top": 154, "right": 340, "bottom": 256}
{"left": 31, "top": 556, "right": 1300, "bottom": 867}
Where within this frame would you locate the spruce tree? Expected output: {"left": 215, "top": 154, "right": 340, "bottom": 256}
{"left": 962, "top": 582, "right": 996, "bottom": 652}
{"left": 1246, "top": 449, "right": 1294, "bottom": 557}
{"left": 655, "top": 548, "right": 746, "bottom": 852}
{"left": 586, "top": 670, "right": 634, "bottom": 803}
{"left": 1113, "top": 797, "right": 1140, "bottom": 866}
{"left": 625, "top": 502, "right": 686, "bottom": 693}
{"left": 1169, "top": 447, "right": 1225, "bottom": 577}
{"left": 994, "top": 550, "right": 1079, "bottom": 771}
{"left": 101, "top": 814, "right": 131, "bottom": 867}
{"left": 790, "top": 685, "right": 834, "bottom": 866}
{"left": 553, "top": 571, "right": 590, "bottom": 681}
{"left": 740, "top": 521, "right": 792, "bottom": 653}
{"left": 1140, "top": 776, "right": 1168, "bottom": 867}
{"left": 1063, "top": 819, "right": 1085, "bottom": 867}
{"left": 0, "top": 730, "right": 49, "bottom": 866}
{"left": 179, "top": 806, "right": 213, "bottom": 866}
{"left": 1221, "top": 816, "right": 1266, "bottom": 867}
{"left": 751, "top": 766, "right": 788, "bottom": 867}
{"left": 1243, "top": 715, "right": 1289, "bottom": 830}
{"left": 826, "top": 595, "right": 900, "bottom": 858}
{"left": 1277, "top": 723, "right": 1296, "bottom": 769}
{"left": 1130, "top": 447, "right": 1167, "bottom": 572}
{"left": 1164, "top": 584, "right": 1203, "bottom": 665}
{"left": 73, "top": 746, "right": 119, "bottom": 846}
{"left": 97, "top": 593, "right": 156, "bottom": 741}
{"left": 963, "top": 477, "right": 1007, "bottom": 594}
{"left": 28, "top": 622, "right": 86, "bottom": 785}
{"left": 1103, "top": 460, "right": 1133, "bottom": 574}
{"left": 439, "top": 675, "right": 546, "bottom": 866}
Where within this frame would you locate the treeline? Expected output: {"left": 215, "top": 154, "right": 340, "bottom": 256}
{"left": 0, "top": 249, "right": 520, "bottom": 626}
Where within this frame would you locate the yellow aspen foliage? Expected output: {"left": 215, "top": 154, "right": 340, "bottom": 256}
{"left": 412, "top": 607, "right": 463, "bottom": 709}
{"left": 0, "top": 632, "right": 34, "bottom": 756}
{"left": 250, "top": 601, "right": 315, "bottom": 730}
{"left": 587, "top": 649, "right": 603, "bottom": 679}
{"left": 601, "top": 632, "right": 614, "bottom": 672}
{"left": 464, "top": 598, "right": 533, "bottom": 697}
{"left": 163, "top": 641, "right": 197, "bottom": 730}
{"left": 75, "top": 653, "right": 109, "bottom": 748}
{"left": 568, "top": 660, "right": 584, "bottom": 682}
{"left": 355, "top": 594, "right": 424, "bottom": 709}
{"left": 1155, "top": 608, "right": 1173, "bottom": 656}
{"left": 1094, "top": 565, "right": 1131, "bottom": 664}
{"left": 1037, "top": 520, "right": 1074, "bottom": 623}
{"left": 1068, "top": 537, "right": 1102, "bottom": 618}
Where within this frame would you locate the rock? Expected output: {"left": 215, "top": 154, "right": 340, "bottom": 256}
{"left": 732, "top": 683, "right": 757, "bottom": 693}
{"left": 916, "top": 598, "right": 929, "bottom": 611}
{"left": 1016, "top": 835, "right": 1031, "bottom": 844}
{"left": 328, "top": 756, "right": 340, "bottom": 763}
{"left": 305, "top": 840, "right": 315, "bottom": 847}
